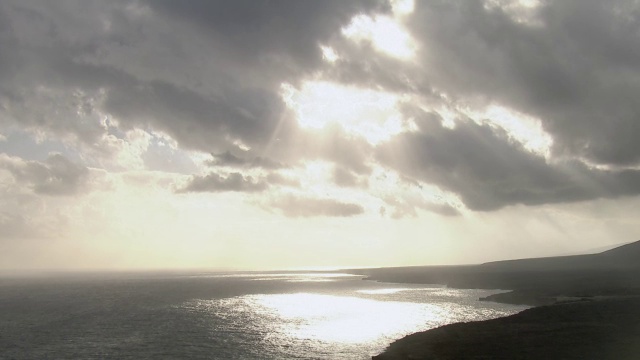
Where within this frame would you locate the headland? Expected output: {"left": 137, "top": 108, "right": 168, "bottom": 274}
{"left": 348, "top": 240, "right": 640, "bottom": 359}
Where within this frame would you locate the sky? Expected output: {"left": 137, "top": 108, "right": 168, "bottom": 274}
{"left": 1, "top": 0, "right": 639, "bottom": 271}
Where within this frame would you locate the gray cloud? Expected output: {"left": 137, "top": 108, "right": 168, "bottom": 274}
{"left": 270, "top": 195, "right": 364, "bottom": 217}
{"left": 283, "top": 126, "right": 374, "bottom": 174}
{"left": 0, "top": 0, "right": 385, "bottom": 160}
{"left": 378, "top": 111, "right": 640, "bottom": 211}
{"left": 333, "top": 166, "right": 368, "bottom": 188}
{"left": 415, "top": 1, "right": 640, "bottom": 166}
{"left": 324, "top": 0, "right": 640, "bottom": 169}
{"left": 179, "top": 172, "right": 268, "bottom": 193}
{"left": 208, "top": 151, "right": 287, "bottom": 169}
{"left": 265, "top": 173, "right": 301, "bottom": 188}
{"left": 381, "top": 197, "right": 460, "bottom": 219}
{"left": 3, "top": 0, "right": 640, "bottom": 215}
{"left": 145, "top": 0, "right": 388, "bottom": 82}
{"left": 0, "top": 153, "right": 90, "bottom": 196}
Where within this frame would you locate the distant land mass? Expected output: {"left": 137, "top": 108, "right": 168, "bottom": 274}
{"left": 348, "top": 240, "right": 640, "bottom": 359}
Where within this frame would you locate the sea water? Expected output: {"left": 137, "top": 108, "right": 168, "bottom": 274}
{"left": 0, "top": 272, "right": 528, "bottom": 359}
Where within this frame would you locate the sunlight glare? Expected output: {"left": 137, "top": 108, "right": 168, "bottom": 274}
{"left": 281, "top": 81, "right": 407, "bottom": 145}
{"left": 252, "top": 293, "right": 444, "bottom": 344}
{"left": 342, "top": 14, "right": 417, "bottom": 60}
{"left": 369, "top": 165, "right": 465, "bottom": 217}
{"left": 391, "top": 0, "right": 415, "bottom": 16}
{"left": 483, "top": 0, "right": 543, "bottom": 27}
{"left": 357, "top": 288, "right": 416, "bottom": 295}
{"left": 320, "top": 45, "right": 339, "bottom": 63}
{"left": 465, "top": 104, "right": 553, "bottom": 157}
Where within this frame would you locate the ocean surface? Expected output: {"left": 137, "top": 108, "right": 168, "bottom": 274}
{"left": 0, "top": 271, "right": 528, "bottom": 359}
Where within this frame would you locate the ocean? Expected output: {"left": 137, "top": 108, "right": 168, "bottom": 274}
{"left": 0, "top": 272, "right": 528, "bottom": 359}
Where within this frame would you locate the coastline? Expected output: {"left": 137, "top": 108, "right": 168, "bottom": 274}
{"left": 372, "top": 296, "right": 640, "bottom": 360}
{"left": 346, "top": 241, "right": 640, "bottom": 359}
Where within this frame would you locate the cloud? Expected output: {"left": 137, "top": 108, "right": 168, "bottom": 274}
{"left": 144, "top": 0, "right": 389, "bottom": 79}
{"left": 0, "top": 0, "right": 387, "bottom": 160}
{"left": 284, "top": 126, "right": 375, "bottom": 174}
{"left": 379, "top": 182, "right": 461, "bottom": 218}
{"left": 179, "top": 172, "right": 268, "bottom": 193}
{"left": 2, "top": 0, "right": 640, "bottom": 218}
{"left": 0, "top": 153, "right": 90, "bottom": 196}
{"left": 270, "top": 195, "right": 365, "bottom": 217}
{"left": 266, "top": 173, "right": 301, "bottom": 188}
{"left": 208, "top": 151, "right": 286, "bottom": 169}
{"left": 322, "top": 0, "right": 640, "bottom": 169}
{"left": 415, "top": 1, "right": 640, "bottom": 166}
{"left": 333, "top": 166, "right": 368, "bottom": 188}
{"left": 378, "top": 111, "right": 640, "bottom": 210}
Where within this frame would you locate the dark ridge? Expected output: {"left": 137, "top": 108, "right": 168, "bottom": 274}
{"left": 348, "top": 240, "right": 640, "bottom": 295}
{"left": 354, "top": 240, "right": 640, "bottom": 359}
{"left": 479, "top": 239, "right": 640, "bottom": 271}
{"left": 373, "top": 297, "right": 640, "bottom": 360}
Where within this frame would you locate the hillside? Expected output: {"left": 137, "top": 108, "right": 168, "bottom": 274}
{"left": 479, "top": 240, "right": 640, "bottom": 271}
{"left": 350, "top": 240, "right": 640, "bottom": 305}
{"left": 373, "top": 297, "right": 640, "bottom": 360}
{"left": 367, "top": 241, "right": 640, "bottom": 359}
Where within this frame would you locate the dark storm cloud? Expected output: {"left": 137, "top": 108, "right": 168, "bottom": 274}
{"left": 179, "top": 172, "right": 268, "bottom": 193}
{"left": 0, "top": 153, "right": 89, "bottom": 196}
{"left": 378, "top": 112, "right": 640, "bottom": 211}
{"left": 270, "top": 195, "right": 364, "bottom": 217}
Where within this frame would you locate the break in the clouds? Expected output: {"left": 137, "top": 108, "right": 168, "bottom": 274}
{"left": 1, "top": 0, "right": 640, "bottom": 269}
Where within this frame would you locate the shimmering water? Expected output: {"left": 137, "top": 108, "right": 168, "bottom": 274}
{"left": 0, "top": 272, "right": 528, "bottom": 359}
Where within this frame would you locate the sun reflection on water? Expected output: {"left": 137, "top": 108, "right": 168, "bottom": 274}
{"left": 251, "top": 293, "right": 444, "bottom": 344}
{"left": 180, "top": 277, "right": 528, "bottom": 359}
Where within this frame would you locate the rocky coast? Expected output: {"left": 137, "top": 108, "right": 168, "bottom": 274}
{"left": 350, "top": 240, "right": 640, "bottom": 360}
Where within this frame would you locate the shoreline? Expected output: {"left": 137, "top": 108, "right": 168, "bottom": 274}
{"left": 346, "top": 258, "right": 640, "bottom": 359}
{"left": 372, "top": 296, "right": 640, "bottom": 360}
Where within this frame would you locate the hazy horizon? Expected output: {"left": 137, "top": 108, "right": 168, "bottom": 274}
{"left": 2, "top": 239, "right": 635, "bottom": 275}
{"left": 1, "top": 0, "right": 640, "bottom": 271}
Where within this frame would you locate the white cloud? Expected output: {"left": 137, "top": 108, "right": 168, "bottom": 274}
{"left": 342, "top": 14, "right": 417, "bottom": 60}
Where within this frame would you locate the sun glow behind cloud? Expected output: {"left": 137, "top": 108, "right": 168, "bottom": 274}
{"left": 465, "top": 104, "right": 553, "bottom": 157}
{"left": 320, "top": 45, "right": 339, "bottom": 63}
{"left": 342, "top": 13, "right": 417, "bottom": 60}
{"left": 391, "top": 0, "right": 415, "bottom": 17}
{"left": 281, "top": 81, "right": 408, "bottom": 145}
{"left": 483, "top": 0, "right": 544, "bottom": 27}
